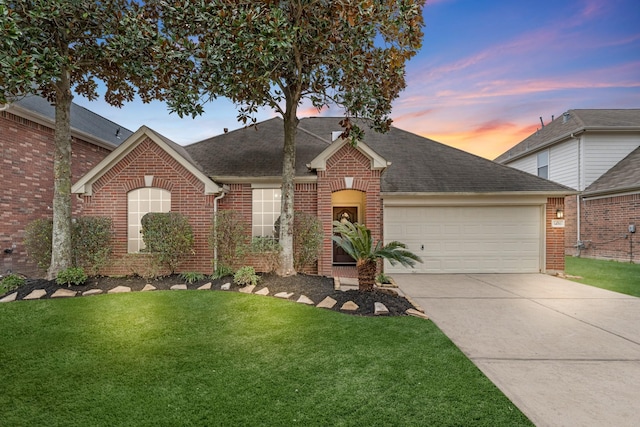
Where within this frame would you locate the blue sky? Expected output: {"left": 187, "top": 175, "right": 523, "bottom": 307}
{"left": 75, "top": 0, "right": 640, "bottom": 159}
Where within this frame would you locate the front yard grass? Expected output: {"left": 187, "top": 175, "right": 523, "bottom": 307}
{"left": 0, "top": 291, "right": 532, "bottom": 426}
{"left": 565, "top": 256, "right": 640, "bottom": 297}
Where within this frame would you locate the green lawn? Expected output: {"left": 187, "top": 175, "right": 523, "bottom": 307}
{"left": 0, "top": 291, "right": 532, "bottom": 426}
{"left": 565, "top": 256, "right": 640, "bottom": 297}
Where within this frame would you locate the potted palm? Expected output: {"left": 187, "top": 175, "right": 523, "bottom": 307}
{"left": 332, "top": 220, "right": 422, "bottom": 292}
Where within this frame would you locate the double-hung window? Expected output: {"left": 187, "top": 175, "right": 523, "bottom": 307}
{"left": 252, "top": 188, "right": 281, "bottom": 238}
{"left": 537, "top": 151, "right": 549, "bottom": 179}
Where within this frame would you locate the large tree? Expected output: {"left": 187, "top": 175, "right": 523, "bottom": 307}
{"left": 155, "top": 0, "right": 425, "bottom": 276}
{"left": 0, "top": 0, "right": 174, "bottom": 279}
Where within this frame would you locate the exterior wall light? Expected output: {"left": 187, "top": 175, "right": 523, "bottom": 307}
{"left": 556, "top": 208, "right": 564, "bottom": 219}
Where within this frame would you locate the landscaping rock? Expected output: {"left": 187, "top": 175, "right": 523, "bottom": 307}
{"left": 297, "top": 295, "right": 314, "bottom": 305}
{"left": 317, "top": 296, "right": 337, "bottom": 309}
{"left": 51, "top": 289, "right": 77, "bottom": 298}
{"left": 0, "top": 292, "right": 17, "bottom": 303}
{"left": 108, "top": 286, "right": 131, "bottom": 294}
{"left": 275, "top": 291, "right": 294, "bottom": 299}
{"left": 341, "top": 301, "right": 359, "bottom": 311}
{"left": 406, "top": 308, "right": 429, "bottom": 320}
{"left": 83, "top": 289, "right": 103, "bottom": 296}
{"left": 141, "top": 284, "right": 156, "bottom": 291}
{"left": 239, "top": 285, "right": 255, "bottom": 294}
{"left": 24, "top": 289, "right": 47, "bottom": 300}
{"left": 197, "top": 282, "right": 212, "bottom": 290}
{"left": 170, "top": 284, "right": 187, "bottom": 290}
{"left": 374, "top": 302, "right": 389, "bottom": 315}
{"left": 221, "top": 282, "right": 231, "bottom": 291}
{"left": 255, "top": 287, "right": 269, "bottom": 296}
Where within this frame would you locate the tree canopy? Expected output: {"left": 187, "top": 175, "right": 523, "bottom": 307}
{"left": 153, "top": 0, "right": 426, "bottom": 275}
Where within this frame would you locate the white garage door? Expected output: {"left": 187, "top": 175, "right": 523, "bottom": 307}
{"left": 384, "top": 206, "right": 542, "bottom": 273}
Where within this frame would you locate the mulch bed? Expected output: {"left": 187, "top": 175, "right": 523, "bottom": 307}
{"left": 2, "top": 273, "right": 416, "bottom": 316}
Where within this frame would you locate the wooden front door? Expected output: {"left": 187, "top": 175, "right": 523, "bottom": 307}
{"left": 333, "top": 206, "right": 358, "bottom": 265}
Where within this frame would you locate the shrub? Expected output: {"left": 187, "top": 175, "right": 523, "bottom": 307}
{"left": 141, "top": 212, "right": 195, "bottom": 274}
{"left": 251, "top": 237, "right": 281, "bottom": 273}
{"left": 233, "top": 266, "right": 260, "bottom": 287}
{"left": 180, "top": 271, "right": 205, "bottom": 284}
{"left": 24, "top": 218, "right": 53, "bottom": 272}
{"left": 56, "top": 267, "right": 87, "bottom": 286}
{"left": 293, "top": 212, "right": 323, "bottom": 271}
{"left": 24, "top": 217, "right": 113, "bottom": 275}
{"left": 211, "top": 264, "right": 234, "bottom": 280}
{"left": 1, "top": 274, "right": 25, "bottom": 295}
{"left": 122, "top": 253, "right": 163, "bottom": 280}
{"left": 72, "top": 217, "right": 112, "bottom": 275}
{"left": 376, "top": 272, "right": 392, "bottom": 284}
{"left": 210, "top": 210, "right": 248, "bottom": 270}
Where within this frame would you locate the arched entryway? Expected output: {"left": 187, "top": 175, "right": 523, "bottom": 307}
{"left": 331, "top": 190, "right": 366, "bottom": 265}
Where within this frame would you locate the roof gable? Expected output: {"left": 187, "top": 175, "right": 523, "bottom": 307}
{"left": 72, "top": 126, "right": 221, "bottom": 196}
{"left": 308, "top": 137, "right": 388, "bottom": 171}
{"left": 495, "top": 109, "right": 640, "bottom": 163}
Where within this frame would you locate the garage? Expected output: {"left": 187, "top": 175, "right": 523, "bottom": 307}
{"left": 384, "top": 205, "right": 543, "bottom": 273}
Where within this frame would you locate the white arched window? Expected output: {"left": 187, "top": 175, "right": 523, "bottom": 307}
{"left": 128, "top": 188, "right": 171, "bottom": 253}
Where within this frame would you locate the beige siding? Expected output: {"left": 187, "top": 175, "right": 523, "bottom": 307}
{"left": 508, "top": 156, "right": 537, "bottom": 175}
{"left": 583, "top": 133, "right": 639, "bottom": 188}
{"left": 549, "top": 139, "right": 579, "bottom": 189}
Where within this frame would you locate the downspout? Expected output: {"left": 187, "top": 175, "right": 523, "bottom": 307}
{"left": 572, "top": 133, "right": 582, "bottom": 250}
{"left": 212, "top": 187, "right": 228, "bottom": 273}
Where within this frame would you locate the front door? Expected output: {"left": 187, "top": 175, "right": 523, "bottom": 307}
{"left": 333, "top": 206, "right": 358, "bottom": 265}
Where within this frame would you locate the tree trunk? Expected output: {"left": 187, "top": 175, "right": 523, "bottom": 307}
{"left": 46, "top": 72, "right": 73, "bottom": 280}
{"left": 277, "top": 102, "right": 298, "bottom": 276}
{"left": 357, "top": 259, "right": 377, "bottom": 292}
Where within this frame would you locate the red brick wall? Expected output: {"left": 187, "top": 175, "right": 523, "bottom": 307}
{"left": 563, "top": 195, "right": 578, "bottom": 255}
{"left": 316, "top": 144, "right": 382, "bottom": 276}
{"left": 545, "top": 197, "right": 566, "bottom": 272}
{"left": 79, "top": 137, "right": 216, "bottom": 276}
{"left": 579, "top": 193, "right": 639, "bottom": 263}
{"left": 1, "top": 111, "right": 112, "bottom": 277}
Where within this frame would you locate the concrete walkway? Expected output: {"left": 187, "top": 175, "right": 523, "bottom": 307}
{"left": 395, "top": 273, "right": 640, "bottom": 427}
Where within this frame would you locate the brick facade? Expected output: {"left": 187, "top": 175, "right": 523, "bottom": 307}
{"left": 579, "top": 193, "right": 639, "bottom": 263}
{"left": 79, "top": 138, "right": 217, "bottom": 276}
{"left": 545, "top": 197, "right": 566, "bottom": 272}
{"left": 1, "top": 110, "right": 112, "bottom": 277}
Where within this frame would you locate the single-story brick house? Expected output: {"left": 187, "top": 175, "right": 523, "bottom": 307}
{"left": 72, "top": 117, "right": 573, "bottom": 277}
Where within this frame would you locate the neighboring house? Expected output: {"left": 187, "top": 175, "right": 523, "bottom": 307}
{"left": 72, "top": 117, "right": 572, "bottom": 277}
{"left": 495, "top": 109, "right": 640, "bottom": 263}
{"left": 1, "top": 95, "right": 132, "bottom": 277}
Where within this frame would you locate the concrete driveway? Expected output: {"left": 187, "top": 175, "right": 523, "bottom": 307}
{"left": 395, "top": 273, "right": 640, "bottom": 427}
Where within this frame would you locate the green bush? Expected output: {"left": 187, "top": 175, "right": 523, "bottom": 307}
{"left": 211, "top": 264, "right": 234, "bottom": 280}
{"left": 210, "top": 210, "right": 248, "bottom": 270}
{"left": 233, "top": 266, "right": 260, "bottom": 287}
{"left": 376, "top": 272, "right": 392, "bottom": 284}
{"left": 293, "top": 212, "right": 324, "bottom": 271}
{"left": 56, "top": 267, "right": 87, "bottom": 286}
{"left": 24, "top": 218, "right": 53, "bottom": 272}
{"left": 180, "top": 271, "right": 205, "bottom": 284}
{"left": 141, "top": 212, "right": 194, "bottom": 274}
{"left": 1, "top": 274, "right": 25, "bottom": 294}
{"left": 73, "top": 217, "right": 112, "bottom": 275}
{"left": 24, "top": 217, "right": 112, "bottom": 275}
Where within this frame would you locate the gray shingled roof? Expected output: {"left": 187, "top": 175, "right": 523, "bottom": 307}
{"left": 185, "top": 116, "right": 573, "bottom": 194}
{"left": 184, "top": 117, "right": 329, "bottom": 179}
{"left": 12, "top": 95, "right": 133, "bottom": 147}
{"left": 495, "top": 109, "right": 640, "bottom": 163}
{"left": 583, "top": 146, "right": 640, "bottom": 196}
{"left": 142, "top": 126, "right": 204, "bottom": 173}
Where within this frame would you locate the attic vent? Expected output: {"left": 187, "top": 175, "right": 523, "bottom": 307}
{"left": 331, "top": 131, "right": 342, "bottom": 141}
{"left": 562, "top": 112, "right": 570, "bottom": 124}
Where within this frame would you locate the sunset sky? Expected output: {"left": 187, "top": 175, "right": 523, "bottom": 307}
{"left": 75, "top": 0, "right": 640, "bottom": 160}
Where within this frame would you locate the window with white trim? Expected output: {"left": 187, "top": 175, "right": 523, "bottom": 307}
{"left": 128, "top": 188, "right": 171, "bottom": 253}
{"left": 537, "top": 151, "right": 549, "bottom": 179}
{"left": 252, "top": 188, "right": 281, "bottom": 238}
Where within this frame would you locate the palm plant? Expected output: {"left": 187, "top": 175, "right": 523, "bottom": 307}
{"left": 332, "top": 221, "right": 422, "bottom": 291}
